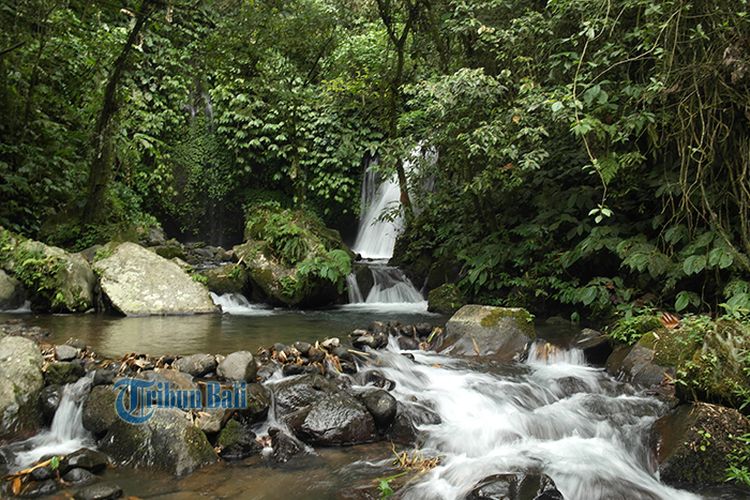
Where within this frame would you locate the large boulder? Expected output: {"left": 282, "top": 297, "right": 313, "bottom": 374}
{"left": 467, "top": 472, "right": 564, "bottom": 500}
{"left": 440, "top": 305, "right": 535, "bottom": 361}
{"left": 288, "top": 391, "right": 377, "bottom": 446}
{"left": 199, "top": 263, "right": 247, "bottom": 295}
{"left": 0, "top": 270, "right": 24, "bottom": 310}
{"left": 100, "top": 408, "right": 217, "bottom": 476}
{"left": 651, "top": 402, "right": 750, "bottom": 486}
{"left": 233, "top": 205, "right": 352, "bottom": 307}
{"left": 0, "top": 229, "right": 95, "bottom": 312}
{"left": 93, "top": 242, "right": 217, "bottom": 315}
{"left": 0, "top": 336, "right": 44, "bottom": 440}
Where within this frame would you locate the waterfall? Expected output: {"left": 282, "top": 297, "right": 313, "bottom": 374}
{"left": 13, "top": 374, "right": 93, "bottom": 468}
{"left": 345, "top": 264, "right": 426, "bottom": 311}
{"left": 210, "top": 292, "right": 274, "bottom": 316}
{"left": 352, "top": 162, "right": 404, "bottom": 260}
{"left": 357, "top": 340, "right": 699, "bottom": 500}
{"left": 346, "top": 274, "right": 364, "bottom": 303}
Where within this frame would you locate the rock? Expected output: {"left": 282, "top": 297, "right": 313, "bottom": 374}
{"left": 45, "top": 361, "right": 85, "bottom": 385}
{"left": 93, "top": 368, "right": 115, "bottom": 386}
{"left": 93, "top": 242, "right": 217, "bottom": 316}
{"left": 573, "top": 328, "right": 611, "bottom": 365}
{"left": 152, "top": 240, "right": 187, "bottom": 261}
{"left": 139, "top": 224, "right": 166, "bottom": 247}
{"left": 238, "top": 383, "right": 272, "bottom": 422}
{"left": 217, "top": 419, "right": 261, "bottom": 460}
{"left": 55, "top": 344, "right": 79, "bottom": 361}
{"left": 74, "top": 483, "right": 123, "bottom": 500}
{"left": 386, "top": 402, "right": 441, "bottom": 445}
{"left": 200, "top": 263, "right": 247, "bottom": 295}
{"left": 293, "top": 341, "right": 312, "bottom": 356}
{"left": 0, "top": 231, "right": 96, "bottom": 313}
{"left": 289, "top": 391, "right": 376, "bottom": 446}
{"left": 605, "top": 344, "right": 672, "bottom": 387}
{"left": 82, "top": 386, "right": 118, "bottom": 436}
{"left": 268, "top": 427, "right": 305, "bottom": 463}
{"left": 61, "top": 448, "right": 110, "bottom": 474}
{"left": 0, "top": 336, "right": 44, "bottom": 440}
{"left": 195, "top": 408, "right": 228, "bottom": 434}
{"left": 63, "top": 467, "right": 98, "bottom": 485}
{"left": 30, "top": 465, "right": 53, "bottom": 481}
{"left": 321, "top": 337, "right": 340, "bottom": 351}
{"left": 40, "top": 385, "right": 62, "bottom": 422}
{"left": 139, "top": 369, "right": 197, "bottom": 391}
{"left": 358, "top": 371, "right": 396, "bottom": 391}
{"left": 308, "top": 346, "right": 326, "bottom": 362}
{"left": 652, "top": 402, "right": 750, "bottom": 486}
{"left": 353, "top": 333, "right": 387, "bottom": 350}
{"left": 398, "top": 336, "right": 419, "bottom": 350}
{"left": 441, "top": 305, "right": 536, "bottom": 361}
{"left": 415, "top": 322, "right": 433, "bottom": 337}
{"left": 467, "top": 472, "right": 563, "bottom": 500}
{"left": 217, "top": 351, "right": 257, "bottom": 382}
{"left": 23, "top": 479, "right": 58, "bottom": 496}
{"left": 358, "top": 389, "right": 397, "bottom": 430}
{"left": 273, "top": 374, "right": 339, "bottom": 416}
{"left": 173, "top": 354, "right": 217, "bottom": 377}
{"left": 100, "top": 408, "right": 217, "bottom": 476}
{"left": 427, "top": 283, "right": 465, "bottom": 315}
{"left": 233, "top": 206, "right": 352, "bottom": 307}
{"left": 0, "top": 270, "right": 24, "bottom": 310}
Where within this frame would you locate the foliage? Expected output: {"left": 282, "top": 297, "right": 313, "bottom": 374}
{"left": 727, "top": 433, "right": 750, "bottom": 486}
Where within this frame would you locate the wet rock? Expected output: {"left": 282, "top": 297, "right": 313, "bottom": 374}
{"left": 40, "top": 384, "right": 62, "bottom": 422}
{"left": 217, "top": 351, "right": 257, "bottom": 382}
{"left": 353, "top": 333, "right": 387, "bottom": 350}
{"left": 23, "top": 479, "right": 58, "bottom": 496}
{"left": 321, "top": 337, "right": 340, "bottom": 351}
{"left": 45, "top": 361, "right": 85, "bottom": 385}
{"left": 573, "top": 328, "right": 612, "bottom": 365}
{"left": 386, "top": 402, "right": 441, "bottom": 445}
{"left": 74, "top": 483, "right": 123, "bottom": 500}
{"left": 293, "top": 341, "right": 312, "bottom": 356}
{"left": 173, "top": 353, "right": 217, "bottom": 377}
{"left": 308, "top": 346, "right": 326, "bottom": 363}
{"left": 273, "top": 373, "right": 338, "bottom": 416}
{"left": 55, "top": 344, "right": 79, "bottom": 361}
{"left": 100, "top": 408, "right": 217, "bottom": 476}
{"left": 652, "top": 402, "right": 750, "bottom": 486}
{"left": 359, "top": 371, "right": 396, "bottom": 391}
{"left": 93, "top": 242, "right": 217, "bottom": 315}
{"left": 82, "top": 385, "right": 118, "bottom": 436}
{"left": 333, "top": 346, "right": 354, "bottom": 362}
{"left": 605, "top": 344, "right": 672, "bottom": 387}
{"left": 63, "top": 467, "right": 98, "bottom": 485}
{"left": 415, "top": 322, "right": 432, "bottom": 337}
{"left": 358, "top": 389, "right": 397, "bottom": 430}
{"left": 60, "top": 448, "right": 110, "bottom": 474}
{"left": 441, "top": 305, "right": 535, "bottom": 361}
{"left": 195, "top": 408, "right": 228, "bottom": 434}
{"left": 217, "top": 419, "right": 261, "bottom": 460}
{"left": 467, "top": 472, "right": 563, "bottom": 500}
{"left": 282, "top": 364, "right": 307, "bottom": 376}
{"left": 29, "top": 465, "right": 53, "bottom": 481}
{"left": 0, "top": 335, "right": 44, "bottom": 439}
{"left": 237, "top": 383, "right": 271, "bottom": 423}
{"left": 0, "top": 270, "right": 24, "bottom": 310}
{"left": 290, "top": 391, "right": 376, "bottom": 446}
{"left": 398, "top": 336, "right": 419, "bottom": 350}
{"left": 92, "top": 368, "right": 115, "bottom": 386}
{"left": 268, "top": 427, "right": 305, "bottom": 463}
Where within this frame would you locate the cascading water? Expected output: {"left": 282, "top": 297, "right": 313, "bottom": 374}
{"left": 357, "top": 339, "right": 699, "bottom": 500}
{"left": 210, "top": 292, "right": 274, "bottom": 316}
{"left": 12, "top": 374, "right": 93, "bottom": 468}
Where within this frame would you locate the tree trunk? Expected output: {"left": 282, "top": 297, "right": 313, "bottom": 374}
{"left": 82, "top": 0, "right": 156, "bottom": 224}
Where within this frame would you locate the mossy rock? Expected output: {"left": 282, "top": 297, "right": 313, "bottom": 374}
{"left": 152, "top": 240, "right": 187, "bottom": 261}
{"left": 44, "top": 361, "right": 85, "bottom": 385}
{"left": 0, "top": 336, "right": 44, "bottom": 440}
{"left": 428, "top": 283, "right": 465, "bottom": 315}
{"left": 200, "top": 263, "right": 247, "bottom": 295}
{"left": 0, "top": 227, "right": 96, "bottom": 313}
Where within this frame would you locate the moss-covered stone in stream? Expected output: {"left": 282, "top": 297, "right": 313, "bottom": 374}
{"left": 200, "top": 263, "right": 247, "bottom": 295}
{"left": 217, "top": 419, "right": 243, "bottom": 449}
{"left": 427, "top": 283, "right": 465, "bottom": 315}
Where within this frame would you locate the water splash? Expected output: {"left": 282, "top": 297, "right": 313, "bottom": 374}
{"left": 210, "top": 292, "right": 275, "bottom": 316}
{"left": 345, "top": 264, "right": 426, "bottom": 312}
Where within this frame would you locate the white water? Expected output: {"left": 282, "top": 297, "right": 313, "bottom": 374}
{"left": 358, "top": 339, "right": 699, "bottom": 500}
{"left": 345, "top": 264, "right": 427, "bottom": 313}
{"left": 352, "top": 163, "right": 404, "bottom": 260}
{"left": 210, "top": 292, "right": 275, "bottom": 316}
{"left": 14, "top": 374, "right": 93, "bottom": 468}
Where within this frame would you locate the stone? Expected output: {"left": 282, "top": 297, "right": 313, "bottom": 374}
{"left": 605, "top": 344, "right": 672, "bottom": 387}
{"left": 427, "top": 283, "right": 465, "bottom": 315}
{"left": 321, "top": 337, "right": 340, "bottom": 350}
{"left": 289, "top": 391, "right": 376, "bottom": 446}
{"left": 55, "top": 344, "right": 79, "bottom": 361}
{"left": 29, "top": 465, "right": 53, "bottom": 481}
{"left": 173, "top": 353, "right": 218, "bottom": 377}
{"left": 651, "top": 402, "right": 750, "bottom": 486}
{"left": 358, "top": 389, "right": 397, "bottom": 430}
{"left": 0, "top": 336, "right": 44, "bottom": 440}
{"left": 0, "top": 270, "right": 24, "bottom": 310}
{"left": 74, "top": 483, "right": 123, "bottom": 500}
{"left": 573, "top": 328, "right": 612, "bottom": 365}
{"left": 40, "top": 385, "right": 62, "bottom": 422}
{"left": 63, "top": 467, "right": 98, "bottom": 485}
{"left": 217, "top": 419, "right": 261, "bottom": 460}
{"left": 293, "top": 341, "right": 312, "bottom": 356}
{"left": 195, "top": 408, "right": 228, "bottom": 434}
{"left": 268, "top": 427, "right": 305, "bottom": 463}
{"left": 467, "top": 472, "right": 564, "bottom": 500}
{"left": 93, "top": 368, "right": 115, "bottom": 386}
{"left": 45, "top": 361, "right": 85, "bottom": 385}
{"left": 441, "top": 305, "right": 536, "bottom": 361}
{"left": 199, "top": 263, "right": 247, "bottom": 295}
{"left": 61, "top": 448, "right": 110, "bottom": 474}
{"left": 93, "top": 242, "right": 217, "bottom": 316}
{"left": 82, "top": 385, "right": 118, "bottom": 436}
{"left": 100, "top": 408, "right": 217, "bottom": 476}
{"left": 415, "top": 322, "right": 433, "bottom": 337}
{"left": 217, "top": 351, "right": 257, "bottom": 382}
{"left": 398, "top": 336, "right": 419, "bottom": 350}
{"left": 23, "top": 479, "right": 58, "bottom": 496}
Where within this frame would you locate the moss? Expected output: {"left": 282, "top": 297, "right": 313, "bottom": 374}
{"left": 480, "top": 307, "right": 534, "bottom": 330}
{"left": 217, "top": 419, "right": 243, "bottom": 449}
{"left": 428, "top": 283, "right": 465, "bottom": 315}
{"left": 200, "top": 264, "right": 247, "bottom": 294}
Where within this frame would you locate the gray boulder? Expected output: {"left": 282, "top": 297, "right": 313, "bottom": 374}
{"left": 217, "top": 351, "right": 257, "bottom": 382}
{"left": 100, "top": 408, "right": 217, "bottom": 476}
{"left": 440, "top": 305, "right": 536, "bottom": 361}
{"left": 289, "top": 391, "right": 376, "bottom": 446}
{"left": 0, "top": 270, "right": 24, "bottom": 310}
{"left": 82, "top": 385, "right": 118, "bottom": 436}
{"left": 93, "top": 242, "right": 217, "bottom": 316}
{"left": 0, "top": 336, "right": 44, "bottom": 440}
{"left": 173, "top": 353, "right": 217, "bottom": 377}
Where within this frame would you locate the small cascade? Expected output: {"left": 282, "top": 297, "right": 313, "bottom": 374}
{"left": 210, "top": 292, "right": 274, "bottom": 316}
{"left": 352, "top": 161, "right": 403, "bottom": 260}
{"left": 365, "top": 266, "right": 424, "bottom": 303}
{"left": 346, "top": 274, "right": 364, "bottom": 303}
{"left": 13, "top": 374, "right": 93, "bottom": 468}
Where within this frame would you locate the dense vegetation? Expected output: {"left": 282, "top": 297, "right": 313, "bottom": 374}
{"left": 2, "top": 0, "right": 750, "bottom": 320}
